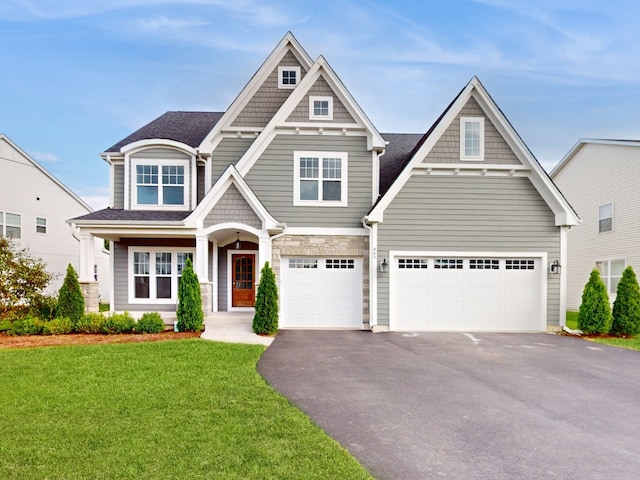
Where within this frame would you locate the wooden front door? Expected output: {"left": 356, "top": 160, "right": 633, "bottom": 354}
{"left": 232, "top": 254, "right": 255, "bottom": 307}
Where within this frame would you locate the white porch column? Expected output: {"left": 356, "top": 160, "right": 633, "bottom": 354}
{"left": 257, "top": 233, "right": 270, "bottom": 282}
{"left": 211, "top": 239, "right": 218, "bottom": 312}
{"left": 78, "top": 232, "right": 95, "bottom": 282}
{"left": 195, "top": 235, "right": 209, "bottom": 282}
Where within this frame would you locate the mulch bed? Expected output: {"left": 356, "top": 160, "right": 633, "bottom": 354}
{"left": 0, "top": 330, "right": 201, "bottom": 349}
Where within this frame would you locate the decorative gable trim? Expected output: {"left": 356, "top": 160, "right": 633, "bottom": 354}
{"left": 367, "top": 77, "right": 580, "bottom": 227}
{"left": 234, "top": 55, "right": 386, "bottom": 178}
{"left": 184, "top": 164, "right": 280, "bottom": 231}
{"left": 198, "top": 32, "right": 314, "bottom": 151}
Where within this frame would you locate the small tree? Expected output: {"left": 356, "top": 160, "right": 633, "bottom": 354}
{"left": 611, "top": 266, "right": 640, "bottom": 337}
{"left": 578, "top": 269, "right": 612, "bottom": 334}
{"left": 176, "top": 258, "right": 203, "bottom": 332}
{"left": 57, "top": 264, "right": 85, "bottom": 322}
{"left": 252, "top": 261, "right": 278, "bottom": 336}
{"left": 0, "top": 237, "right": 51, "bottom": 318}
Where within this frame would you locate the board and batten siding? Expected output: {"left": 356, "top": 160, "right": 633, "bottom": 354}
{"left": 244, "top": 134, "right": 372, "bottom": 227}
{"left": 553, "top": 143, "right": 640, "bottom": 310}
{"left": 231, "top": 50, "right": 307, "bottom": 128}
{"left": 286, "top": 76, "right": 355, "bottom": 123}
{"left": 113, "top": 163, "right": 125, "bottom": 208}
{"left": 376, "top": 175, "right": 561, "bottom": 327}
{"left": 113, "top": 238, "right": 195, "bottom": 312}
{"left": 210, "top": 137, "right": 256, "bottom": 183}
{"left": 426, "top": 97, "right": 522, "bottom": 165}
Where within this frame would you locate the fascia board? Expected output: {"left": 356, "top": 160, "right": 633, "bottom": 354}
{"left": 198, "top": 33, "right": 314, "bottom": 152}
{"left": 120, "top": 139, "right": 197, "bottom": 155}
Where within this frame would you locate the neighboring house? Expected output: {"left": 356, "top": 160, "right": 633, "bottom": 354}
{"left": 551, "top": 139, "right": 640, "bottom": 311}
{"left": 0, "top": 134, "right": 110, "bottom": 303}
{"left": 70, "top": 32, "right": 579, "bottom": 331}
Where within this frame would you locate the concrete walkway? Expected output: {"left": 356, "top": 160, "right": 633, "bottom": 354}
{"left": 200, "top": 312, "right": 274, "bottom": 346}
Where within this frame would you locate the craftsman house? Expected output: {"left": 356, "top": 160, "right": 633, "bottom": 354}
{"left": 70, "top": 33, "right": 578, "bottom": 331}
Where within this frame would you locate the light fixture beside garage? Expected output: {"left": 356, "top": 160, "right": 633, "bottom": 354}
{"left": 379, "top": 258, "right": 388, "bottom": 273}
{"left": 549, "top": 259, "right": 561, "bottom": 274}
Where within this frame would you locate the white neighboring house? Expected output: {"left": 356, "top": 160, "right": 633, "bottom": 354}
{"left": 550, "top": 139, "right": 640, "bottom": 311}
{"left": 0, "top": 134, "right": 110, "bottom": 303}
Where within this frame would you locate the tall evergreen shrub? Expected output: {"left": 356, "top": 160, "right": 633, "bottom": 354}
{"left": 578, "top": 269, "right": 612, "bottom": 334}
{"left": 252, "top": 261, "right": 278, "bottom": 335}
{"left": 611, "top": 266, "right": 640, "bottom": 337}
{"left": 57, "top": 264, "right": 84, "bottom": 322}
{"left": 176, "top": 258, "right": 204, "bottom": 332}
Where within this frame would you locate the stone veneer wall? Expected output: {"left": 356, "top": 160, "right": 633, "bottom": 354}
{"left": 80, "top": 281, "right": 99, "bottom": 313}
{"left": 270, "top": 235, "right": 370, "bottom": 327}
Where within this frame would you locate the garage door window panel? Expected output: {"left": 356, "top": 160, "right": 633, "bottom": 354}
{"left": 470, "top": 259, "right": 499, "bottom": 270}
{"left": 326, "top": 259, "right": 354, "bottom": 269}
{"left": 434, "top": 258, "right": 463, "bottom": 269}
{"left": 398, "top": 258, "right": 428, "bottom": 269}
{"left": 506, "top": 259, "right": 535, "bottom": 270}
{"left": 289, "top": 258, "right": 318, "bottom": 269}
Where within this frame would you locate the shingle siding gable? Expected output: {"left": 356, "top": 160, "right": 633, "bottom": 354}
{"left": 203, "top": 183, "right": 262, "bottom": 229}
{"left": 286, "top": 76, "right": 355, "bottom": 123}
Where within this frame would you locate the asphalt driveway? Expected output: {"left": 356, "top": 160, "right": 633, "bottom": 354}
{"left": 258, "top": 331, "right": 640, "bottom": 480}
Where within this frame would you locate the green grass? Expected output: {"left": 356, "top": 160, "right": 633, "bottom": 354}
{"left": 99, "top": 302, "right": 110, "bottom": 312}
{"left": 566, "top": 311, "right": 579, "bottom": 330}
{"left": 567, "top": 311, "right": 640, "bottom": 352}
{"left": 0, "top": 340, "right": 373, "bottom": 479}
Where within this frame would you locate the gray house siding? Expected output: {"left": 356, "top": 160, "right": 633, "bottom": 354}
{"left": 211, "top": 137, "right": 256, "bottom": 183}
{"left": 425, "top": 97, "right": 522, "bottom": 165}
{"left": 113, "top": 238, "right": 195, "bottom": 312}
{"left": 287, "top": 76, "right": 355, "bottom": 123}
{"left": 232, "top": 50, "right": 307, "bottom": 128}
{"left": 376, "top": 175, "right": 560, "bottom": 327}
{"left": 203, "top": 183, "right": 262, "bottom": 229}
{"left": 244, "top": 134, "right": 372, "bottom": 228}
{"left": 197, "top": 164, "right": 205, "bottom": 203}
{"left": 113, "top": 164, "right": 125, "bottom": 208}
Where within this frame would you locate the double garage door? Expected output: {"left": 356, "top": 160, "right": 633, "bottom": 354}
{"left": 390, "top": 254, "right": 545, "bottom": 331}
{"left": 281, "top": 257, "right": 363, "bottom": 329}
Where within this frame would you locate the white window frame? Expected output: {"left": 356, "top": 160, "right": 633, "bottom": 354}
{"left": 36, "top": 217, "right": 47, "bottom": 234}
{"left": 293, "top": 151, "right": 348, "bottom": 207}
{"left": 309, "top": 96, "right": 333, "bottom": 120}
{"left": 278, "top": 66, "right": 300, "bottom": 89}
{"left": 460, "top": 117, "right": 485, "bottom": 161}
{"left": 3, "top": 212, "right": 21, "bottom": 239}
{"left": 598, "top": 202, "right": 613, "bottom": 233}
{"left": 128, "top": 247, "right": 195, "bottom": 304}
{"left": 596, "top": 258, "right": 626, "bottom": 295}
{"left": 131, "top": 158, "right": 189, "bottom": 210}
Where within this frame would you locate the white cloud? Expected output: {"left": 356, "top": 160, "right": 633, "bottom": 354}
{"left": 30, "top": 151, "right": 59, "bottom": 163}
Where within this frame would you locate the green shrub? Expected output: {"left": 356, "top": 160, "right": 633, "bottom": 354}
{"left": 42, "top": 317, "right": 73, "bottom": 335}
{"left": 611, "top": 266, "right": 640, "bottom": 337}
{"left": 578, "top": 269, "right": 613, "bottom": 334}
{"left": 136, "top": 312, "right": 166, "bottom": 334}
{"left": 8, "top": 316, "right": 44, "bottom": 336}
{"left": 100, "top": 312, "right": 135, "bottom": 334}
{"left": 74, "top": 312, "right": 105, "bottom": 334}
{"left": 0, "top": 320, "right": 12, "bottom": 332}
{"left": 36, "top": 295, "right": 58, "bottom": 320}
{"left": 252, "top": 261, "right": 279, "bottom": 336}
{"left": 57, "top": 264, "right": 84, "bottom": 322}
{"left": 176, "top": 258, "right": 204, "bottom": 332}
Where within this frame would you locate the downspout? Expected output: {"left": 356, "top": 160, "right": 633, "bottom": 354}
{"left": 362, "top": 216, "right": 377, "bottom": 331}
{"left": 268, "top": 223, "right": 288, "bottom": 293}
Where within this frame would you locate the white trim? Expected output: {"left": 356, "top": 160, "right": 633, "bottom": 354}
{"left": 559, "top": 226, "right": 568, "bottom": 327}
{"left": 127, "top": 246, "right": 195, "bottom": 305}
{"left": 130, "top": 158, "right": 190, "bottom": 210}
{"left": 282, "top": 227, "right": 368, "bottom": 236}
{"left": 594, "top": 257, "right": 627, "bottom": 295}
{"left": 226, "top": 249, "right": 258, "bottom": 312}
{"left": 388, "top": 250, "right": 547, "bottom": 332}
{"left": 109, "top": 240, "right": 115, "bottom": 312}
{"left": 278, "top": 66, "right": 301, "bottom": 89}
{"left": 460, "top": 117, "right": 485, "bottom": 161}
{"left": 120, "top": 139, "right": 197, "bottom": 155}
{"left": 293, "top": 151, "right": 348, "bottom": 207}
{"left": 309, "top": 96, "right": 333, "bottom": 120}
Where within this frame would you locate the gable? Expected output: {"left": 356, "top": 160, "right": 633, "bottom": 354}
{"left": 202, "top": 183, "right": 261, "bottom": 229}
{"left": 424, "top": 97, "right": 521, "bottom": 165}
{"left": 286, "top": 75, "right": 355, "bottom": 123}
{"left": 231, "top": 50, "right": 308, "bottom": 129}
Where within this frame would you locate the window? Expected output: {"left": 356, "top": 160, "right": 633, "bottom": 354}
{"left": 596, "top": 259, "right": 625, "bottom": 295}
{"left": 326, "top": 259, "right": 354, "bottom": 269}
{"left": 434, "top": 258, "right": 463, "bottom": 269}
{"left": 460, "top": 117, "right": 484, "bottom": 160}
{"left": 2, "top": 212, "right": 21, "bottom": 239}
{"left": 289, "top": 258, "right": 318, "bottom": 269}
{"left": 598, "top": 203, "right": 613, "bottom": 233}
{"left": 129, "top": 248, "right": 195, "bottom": 303}
{"left": 294, "top": 151, "right": 348, "bottom": 206}
{"left": 36, "top": 217, "right": 47, "bottom": 234}
{"left": 309, "top": 96, "right": 333, "bottom": 120}
{"left": 133, "top": 160, "right": 188, "bottom": 208}
{"left": 469, "top": 259, "right": 499, "bottom": 270}
{"left": 278, "top": 66, "right": 300, "bottom": 89}
{"left": 505, "top": 259, "right": 535, "bottom": 270}
{"left": 398, "top": 258, "right": 428, "bottom": 269}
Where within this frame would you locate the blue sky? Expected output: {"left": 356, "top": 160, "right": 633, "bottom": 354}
{"left": 1, "top": 0, "right": 639, "bottom": 210}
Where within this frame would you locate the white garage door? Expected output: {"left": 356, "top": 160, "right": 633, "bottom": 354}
{"left": 281, "top": 257, "right": 363, "bottom": 328}
{"left": 391, "top": 255, "right": 544, "bottom": 331}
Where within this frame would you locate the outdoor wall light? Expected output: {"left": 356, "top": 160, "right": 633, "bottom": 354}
{"left": 549, "top": 259, "right": 561, "bottom": 274}
{"left": 379, "top": 258, "right": 388, "bottom": 273}
{"left": 234, "top": 232, "right": 241, "bottom": 250}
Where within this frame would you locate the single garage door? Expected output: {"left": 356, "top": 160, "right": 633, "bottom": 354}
{"left": 390, "top": 255, "right": 544, "bottom": 331}
{"left": 281, "top": 257, "right": 363, "bottom": 328}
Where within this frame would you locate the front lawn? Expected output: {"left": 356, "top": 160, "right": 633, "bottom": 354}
{"left": 567, "top": 311, "right": 640, "bottom": 352}
{"left": 0, "top": 340, "right": 373, "bottom": 479}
